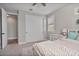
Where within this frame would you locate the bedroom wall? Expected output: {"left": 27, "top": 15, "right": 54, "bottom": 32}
{"left": 18, "top": 10, "right": 26, "bottom": 44}
{"left": 51, "top": 4, "right": 79, "bottom": 33}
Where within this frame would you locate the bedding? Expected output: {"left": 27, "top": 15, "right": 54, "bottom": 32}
{"left": 33, "top": 39, "right": 79, "bottom": 56}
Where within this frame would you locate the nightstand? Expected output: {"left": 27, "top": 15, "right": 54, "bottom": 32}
{"left": 49, "top": 34, "right": 64, "bottom": 41}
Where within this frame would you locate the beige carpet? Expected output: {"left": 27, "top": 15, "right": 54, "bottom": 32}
{"left": 0, "top": 43, "right": 34, "bottom": 56}
{"left": 0, "top": 40, "right": 47, "bottom": 56}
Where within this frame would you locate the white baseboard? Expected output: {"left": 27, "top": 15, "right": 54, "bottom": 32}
{"left": 26, "top": 39, "right": 47, "bottom": 44}
{"left": 18, "top": 39, "right": 46, "bottom": 45}
{"left": 8, "top": 37, "right": 17, "bottom": 40}
{"left": 18, "top": 42, "right": 26, "bottom": 45}
{"left": 18, "top": 39, "right": 47, "bottom": 45}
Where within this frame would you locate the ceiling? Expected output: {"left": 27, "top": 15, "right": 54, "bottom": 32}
{"left": 0, "top": 3, "right": 67, "bottom": 15}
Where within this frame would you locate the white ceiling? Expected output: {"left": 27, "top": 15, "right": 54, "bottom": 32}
{"left": 0, "top": 3, "right": 67, "bottom": 15}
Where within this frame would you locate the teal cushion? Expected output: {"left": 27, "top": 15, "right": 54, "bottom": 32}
{"left": 68, "top": 32, "right": 78, "bottom": 40}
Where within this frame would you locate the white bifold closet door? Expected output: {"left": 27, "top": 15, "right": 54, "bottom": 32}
{"left": 25, "top": 15, "right": 45, "bottom": 43}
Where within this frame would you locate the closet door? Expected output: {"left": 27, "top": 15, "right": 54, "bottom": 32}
{"left": 25, "top": 15, "right": 44, "bottom": 43}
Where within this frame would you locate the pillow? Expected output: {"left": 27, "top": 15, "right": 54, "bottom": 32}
{"left": 68, "top": 31, "right": 78, "bottom": 40}
{"left": 76, "top": 35, "right": 79, "bottom": 40}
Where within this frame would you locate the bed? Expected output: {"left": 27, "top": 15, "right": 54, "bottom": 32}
{"left": 33, "top": 39, "right": 79, "bottom": 56}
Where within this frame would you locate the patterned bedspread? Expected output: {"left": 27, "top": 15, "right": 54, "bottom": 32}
{"left": 33, "top": 39, "right": 79, "bottom": 56}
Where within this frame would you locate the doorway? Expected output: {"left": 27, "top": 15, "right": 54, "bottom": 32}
{"left": 7, "top": 14, "right": 18, "bottom": 44}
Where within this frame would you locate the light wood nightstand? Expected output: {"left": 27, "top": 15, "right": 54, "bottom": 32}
{"left": 49, "top": 34, "right": 66, "bottom": 41}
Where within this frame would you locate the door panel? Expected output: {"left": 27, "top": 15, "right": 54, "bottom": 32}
{"left": 25, "top": 15, "right": 44, "bottom": 43}
{"left": 2, "top": 8, "right": 7, "bottom": 48}
{"left": 0, "top": 9, "right": 2, "bottom": 48}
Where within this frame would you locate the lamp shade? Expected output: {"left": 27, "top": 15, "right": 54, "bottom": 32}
{"left": 62, "top": 28, "right": 67, "bottom": 32}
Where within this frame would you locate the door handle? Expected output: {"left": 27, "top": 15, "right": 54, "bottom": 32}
{"left": 1, "top": 33, "right": 5, "bottom": 35}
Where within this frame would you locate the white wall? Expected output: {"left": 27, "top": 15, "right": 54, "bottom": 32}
{"left": 18, "top": 10, "right": 26, "bottom": 44}
{"left": 7, "top": 15, "right": 17, "bottom": 40}
{"left": 50, "top": 4, "right": 79, "bottom": 33}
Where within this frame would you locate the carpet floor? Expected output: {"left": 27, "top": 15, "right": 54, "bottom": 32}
{"left": 0, "top": 42, "right": 35, "bottom": 56}
{"left": 0, "top": 40, "right": 47, "bottom": 56}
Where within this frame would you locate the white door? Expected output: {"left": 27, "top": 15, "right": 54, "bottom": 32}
{"left": 2, "top": 8, "right": 7, "bottom": 48}
{"left": 25, "top": 15, "right": 44, "bottom": 43}
{"left": 0, "top": 10, "right": 2, "bottom": 48}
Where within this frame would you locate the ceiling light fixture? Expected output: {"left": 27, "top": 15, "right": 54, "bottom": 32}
{"left": 32, "top": 3, "right": 46, "bottom": 7}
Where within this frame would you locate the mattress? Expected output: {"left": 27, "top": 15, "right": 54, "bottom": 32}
{"left": 33, "top": 39, "right": 79, "bottom": 56}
